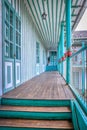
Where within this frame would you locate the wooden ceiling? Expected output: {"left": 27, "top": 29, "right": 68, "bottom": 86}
{"left": 24, "top": 0, "right": 87, "bottom": 50}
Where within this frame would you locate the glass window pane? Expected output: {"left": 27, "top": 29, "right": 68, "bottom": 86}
{"left": 19, "top": 34, "right": 21, "bottom": 46}
{"left": 10, "top": 9, "right": 13, "bottom": 25}
{"left": 5, "top": 3, "right": 9, "bottom": 21}
{"left": 19, "top": 20, "right": 21, "bottom": 32}
{"left": 10, "top": 43, "right": 13, "bottom": 58}
{"left": 10, "top": 26, "right": 13, "bottom": 42}
{"left": 16, "top": 46, "right": 18, "bottom": 59}
{"left": 16, "top": 16, "right": 18, "bottom": 30}
{"left": 16, "top": 31, "right": 18, "bottom": 44}
{"left": 5, "top": 24, "right": 9, "bottom": 40}
{"left": 5, "top": 41, "right": 9, "bottom": 57}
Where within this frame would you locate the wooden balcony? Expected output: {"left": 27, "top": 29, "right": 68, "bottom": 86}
{"left": 2, "top": 72, "right": 74, "bottom": 100}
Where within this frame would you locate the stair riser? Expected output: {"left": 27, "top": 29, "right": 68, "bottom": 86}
{"left": 1, "top": 98, "right": 71, "bottom": 107}
{"left": 0, "top": 127, "right": 74, "bottom": 130}
{"left": 0, "top": 111, "right": 72, "bottom": 120}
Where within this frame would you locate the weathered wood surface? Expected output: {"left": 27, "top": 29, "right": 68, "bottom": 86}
{"left": 0, "top": 119, "right": 73, "bottom": 129}
{"left": 2, "top": 72, "right": 74, "bottom": 99}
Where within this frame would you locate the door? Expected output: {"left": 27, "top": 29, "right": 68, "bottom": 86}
{"left": 2, "top": 0, "right": 21, "bottom": 93}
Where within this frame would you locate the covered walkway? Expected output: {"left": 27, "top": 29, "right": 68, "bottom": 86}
{"left": 0, "top": 0, "right": 87, "bottom": 129}
{"left": 2, "top": 72, "right": 74, "bottom": 99}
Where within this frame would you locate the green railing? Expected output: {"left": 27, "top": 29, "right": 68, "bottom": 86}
{"left": 70, "top": 45, "right": 87, "bottom": 109}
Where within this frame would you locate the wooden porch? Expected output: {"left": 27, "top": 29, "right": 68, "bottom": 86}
{"left": 2, "top": 72, "right": 74, "bottom": 100}
{"left": 0, "top": 71, "right": 74, "bottom": 129}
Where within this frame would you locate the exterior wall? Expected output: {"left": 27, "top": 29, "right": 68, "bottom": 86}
{"left": 0, "top": 0, "right": 2, "bottom": 95}
{"left": 20, "top": 1, "right": 46, "bottom": 83}
{"left": 0, "top": 0, "right": 46, "bottom": 95}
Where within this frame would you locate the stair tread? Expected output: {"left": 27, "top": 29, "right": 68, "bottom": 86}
{"left": 0, "top": 119, "right": 73, "bottom": 129}
{"left": 0, "top": 106, "right": 71, "bottom": 112}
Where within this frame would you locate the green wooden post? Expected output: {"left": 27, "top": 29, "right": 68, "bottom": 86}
{"left": 66, "top": 0, "right": 71, "bottom": 84}
{"left": 57, "top": 44, "right": 59, "bottom": 71}
{"left": 61, "top": 22, "right": 64, "bottom": 76}
{"left": 59, "top": 44, "right": 60, "bottom": 73}
{"left": 82, "top": 42, "right": 85, "bottom": 95}
{"left": 59, "top": 36, "right": 61, "bottom": 74}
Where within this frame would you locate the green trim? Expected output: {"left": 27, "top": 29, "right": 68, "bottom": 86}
{"left": 71, "top": 14, "right": 77, "bottom": 17}
{"left": 1, "top": 98, "right": 71, "bottom": 106}
{"left": 0, "top": 127, "right": 73, "bottom": 130}
{"left": 70, "top": 45, "right": 87, "bottom": 58}
{"left": 74, "top": 100, "right": 87, "bottom": 129}
{"left": 0, "top": 110, "right": 71, "bottom": 120}
{"left": 71, "top": 100, "right": 87, "bottom": 130}
{"left": 71, "top": 5, "right": 81, "bottom": 8}
{"left": 71, "top": 0, "right": 78, "bottom": 19}
{"left": 69, "top": 84, "right": 87, "bottom": 115}
{"left": 70, "top": 100, "right": 79, "bottom": 130}
{"left": 2, "top": 0, "right": 21, "bottom": 93}
{"left": 0, "top": 97, "right": 1, "bottom": 105}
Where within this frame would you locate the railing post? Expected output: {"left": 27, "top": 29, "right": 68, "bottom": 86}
{"left": 65, "top": 0, "right": 71, "bottom": 84}
{"left": 59, "top": 42, "right": 61, "bottom": 74}
{"left": 82, "top": 42, "right": 85, "bottom": 95}
{"left": 61, "top": 22, "right": 64, "bottom": 76}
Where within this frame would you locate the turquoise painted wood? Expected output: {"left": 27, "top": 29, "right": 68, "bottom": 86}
{"left": 82, "top": 42, "right": 85, "bottom": 95}
{"left": 74, "top": 101, "right": 87, "bottom": 130}
{"left": 71, "top": 45, "right": 87, "bottom": 58}
{"left": 65, "top": 0, "right": 71, "bottom": 84}
{"left": 0, "top": 110, "right": 71, "bottom": 120}
{"left": 46, "top": 65, "right": 57, "bottom": 71}
{"left": 1, "top": 98, "right": 71, "bottom": 106}
{"left": 0, "top": 97, "right": 1, "bottom": 105}
{"left": 70, "top": 100, "right": 79, "bottom": 130}
{"left": 61, "top": 22, "right": 64, "bottom": 76}
{"left": 2, "top": 0, "right": 21, "bottom": 93}
{"left": 71, "top": 100, "right": 87, "bottom": 130}
{"left": 69, "top": 84, "right": 87, "bottom": 115}
{"left": 0, "top": 127, "right": 73, "bottom": 130}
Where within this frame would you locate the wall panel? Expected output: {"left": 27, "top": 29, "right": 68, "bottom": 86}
{"left": 20, "top": 1, "right": 46, "bottom": 83}
{"left": 0, "top": 0, "right": 2, "bottom": 95}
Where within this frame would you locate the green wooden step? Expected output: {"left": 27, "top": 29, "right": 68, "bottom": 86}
{"left": 0, "top": 106, "right": 72, "bottom": 120}
{"left": 1, "top": 98, "right": 71, "bottom": 107}
{"left": 0, "top": 119, "right": 74, "bottom": 130}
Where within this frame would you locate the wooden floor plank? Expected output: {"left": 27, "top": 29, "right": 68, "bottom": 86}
{"left": 2, "top": 72, "right": 74, "bottom": 100}
{"left": 0, "top": 106, "right": 71, "bottom": 112}
{"left": 0, "top": 119, "right": 73, "bottom": 129}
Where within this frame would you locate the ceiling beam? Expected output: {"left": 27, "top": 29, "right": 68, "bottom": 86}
{"left": 71, "top": 5, "right": 82, "bottom": 8}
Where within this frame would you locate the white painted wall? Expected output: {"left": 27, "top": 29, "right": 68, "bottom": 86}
{"left": 0, "top": 0, "right": 2, "bottom": 96}
{"left": 0, "top": 0, "right": 46, "bottom": 95}
{"left": 20, "top": 1, "right": 46, "bottom": 83}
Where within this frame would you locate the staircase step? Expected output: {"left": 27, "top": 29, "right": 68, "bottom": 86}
{"left": 0, "top": 106, "right": 71, "bottom": 112}
{"left": 0, "top": 106, "right": 71, "bottom": 120}
{"left": 1, "top": 98, "right": 71, "bottom": 106}
{"left": 0, "top": 119, "right": 73, "bottom": 130}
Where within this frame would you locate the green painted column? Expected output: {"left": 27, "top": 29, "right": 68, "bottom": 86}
{"left": 58, "top": 44, "right": 60, "bottom": 73}
{"left": 66, "top": 0, "right": 71, "bottom": 84}
{"left": 59, "top": 34, "right": 61, "bottom": 74}
{"left": 57, "top": 44, "right": 59, "bottom": 71}
{"left": 61, "top": 22, "right": 64, "bottom": 76}
{"left": 82, "top": 42, "right": 85, "bottom": 95}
